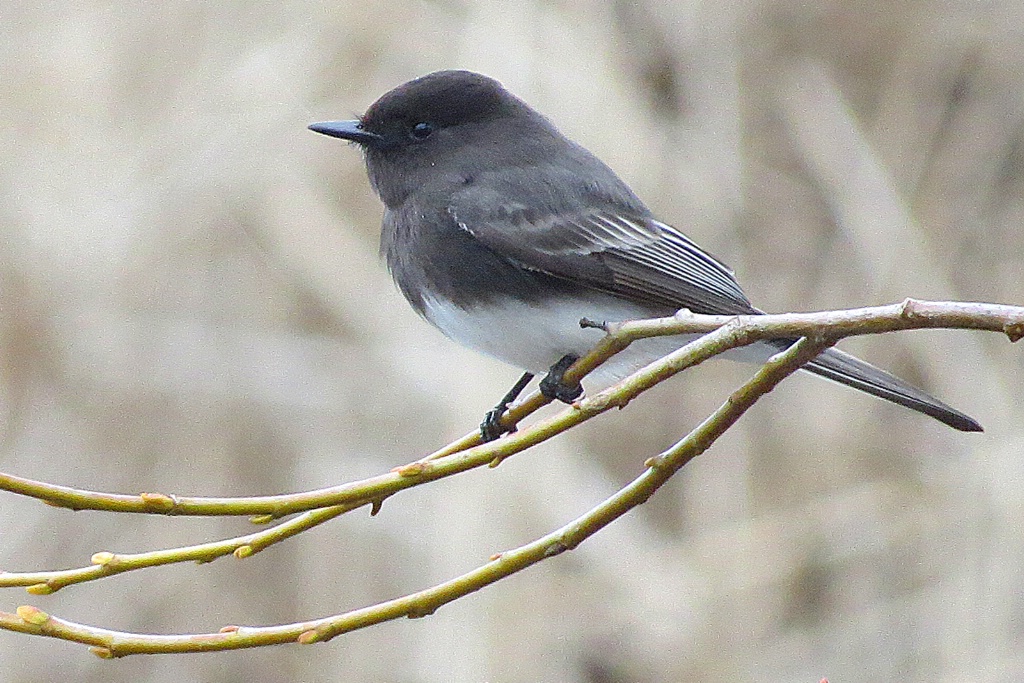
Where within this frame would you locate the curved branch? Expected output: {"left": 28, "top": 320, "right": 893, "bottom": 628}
{"left": 1, "top": 335, "right": 832, "bottom": 655}
{"left": 0, "top": 505, "right": 352, "bottom": 592}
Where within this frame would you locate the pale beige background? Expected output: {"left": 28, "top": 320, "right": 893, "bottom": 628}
{"left": 1, "top": 1, "right": 1022, "bottom": 681}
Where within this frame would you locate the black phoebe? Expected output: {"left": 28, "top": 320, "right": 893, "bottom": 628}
{"left": 309, "top": 70, "right": 981, "bottom": 438}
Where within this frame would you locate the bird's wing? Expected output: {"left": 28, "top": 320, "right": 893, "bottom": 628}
{"left": 448, "top": 187, "right": 755, "bottom": 315}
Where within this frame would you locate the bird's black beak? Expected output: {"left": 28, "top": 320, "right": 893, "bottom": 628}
{"left": 308, "top": 120, "right": 383, "bottom": 146}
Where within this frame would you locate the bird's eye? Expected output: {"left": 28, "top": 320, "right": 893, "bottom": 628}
{"left": 409, "top": 122, "right": 434, "bottom": 141}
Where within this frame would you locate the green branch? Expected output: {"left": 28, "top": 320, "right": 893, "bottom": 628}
{"left": 0, "top": 299, "right": 1019, "bottom": 654}
{"left": 2, "top": 335, "right": 832, "bottom": 656}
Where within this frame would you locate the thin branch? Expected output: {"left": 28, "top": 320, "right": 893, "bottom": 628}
{"left": 1, "top": 335, "right": 832, "bottom": 656}
{"left": 0, "top": 505, "right": 352, "bottom": 593}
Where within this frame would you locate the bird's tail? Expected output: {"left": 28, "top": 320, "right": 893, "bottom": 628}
{"left": 799, "top": 346, "right": 982, "bottom": 432}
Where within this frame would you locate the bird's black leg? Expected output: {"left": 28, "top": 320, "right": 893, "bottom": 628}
{"left": 480, "top": 371, "right": 534, "bottom": 442}
{"left": 539, "top": 354, "right": 583, "bottom": 403}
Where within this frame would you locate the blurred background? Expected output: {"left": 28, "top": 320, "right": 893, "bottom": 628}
{"left": 1, "top": 1, "right": 1022, "bottom": 681}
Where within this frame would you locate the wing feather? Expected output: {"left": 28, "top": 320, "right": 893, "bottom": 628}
{"left": 449, "top": 194, "right": 755, "bottom": 314}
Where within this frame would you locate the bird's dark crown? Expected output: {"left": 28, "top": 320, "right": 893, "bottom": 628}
{"left": 358, "top": 70, "right": 527, "bottom": 140}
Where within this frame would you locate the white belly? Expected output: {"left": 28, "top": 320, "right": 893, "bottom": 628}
{"left": 419, "top": 293, "right": 752, "bottom": 386}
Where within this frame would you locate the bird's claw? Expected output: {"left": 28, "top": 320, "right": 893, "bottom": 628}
{"left": 480, "top": 408, "right": 513, "bottom": 442}
{"left": 539, "top": 354, "right": 583, "bottom": 404}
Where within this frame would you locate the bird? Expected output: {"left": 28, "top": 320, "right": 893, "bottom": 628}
{"left": 308, "top": 70, "right": 981, "bottom": 439}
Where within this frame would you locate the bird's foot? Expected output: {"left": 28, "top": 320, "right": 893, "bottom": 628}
{"left": 479, "top": 371, "right": 534, "bottom": 442}
{"left": 539, "top": 354, "right": 583, "bottom": 404}
{"left": 480, "top": 407, "right": 511, "bottom": 442}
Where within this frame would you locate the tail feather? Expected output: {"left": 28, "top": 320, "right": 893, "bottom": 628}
{"left": 800, "top": 347, "right": 982, "bottom": 432}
